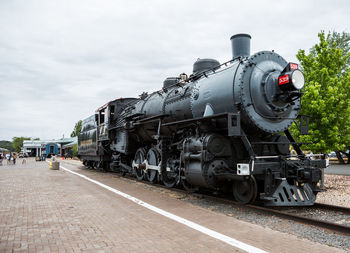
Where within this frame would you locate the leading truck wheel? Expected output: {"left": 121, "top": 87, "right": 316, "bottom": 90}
{"left": 134, "top": 148, "right": 146, "bottom": 181}
{"left": 233, "top": 176, "right": 258, "bottom": 204}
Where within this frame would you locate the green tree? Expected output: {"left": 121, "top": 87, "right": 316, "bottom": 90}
{"left": 311, "top": 31, "right": 350, "bottom": 72}
{"left": 72, "top": 144, "right": 78, "bottom": 157}
{"left": 327, "top": 31, "right": 350, "bottom": 162}
{"left": 0, "top": 140, "right": 15, "bottom": 151}
{"left": 12, "top": 137, "right": 31, "bottom": 152}
{"left": 71, "top": 120, "right": 82, "bottom": 137}
{"left": 293, "top": 31, "right": 350, "bottom": 156}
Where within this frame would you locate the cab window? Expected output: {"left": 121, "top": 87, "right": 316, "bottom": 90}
{"left": 99, "top": 109, "right": 105, "bottom": 124}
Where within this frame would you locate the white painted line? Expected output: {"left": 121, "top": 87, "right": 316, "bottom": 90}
{"left": 59, "top": 164, "right": 268, "bottom": 253}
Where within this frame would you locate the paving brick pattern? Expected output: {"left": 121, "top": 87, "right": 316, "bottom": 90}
{"left": 0, "top": 159, "right": 238, "bottom": 253}
{"left": 0, "top": 159, "right": 343, "bottom": 253}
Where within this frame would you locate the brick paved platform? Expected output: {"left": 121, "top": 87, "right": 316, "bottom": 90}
{"left": 0, "top": 158, "right": 343, "bottom": 253}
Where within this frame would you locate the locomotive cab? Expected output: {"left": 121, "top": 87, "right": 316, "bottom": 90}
{"left": 96, "top": 105, "right": 108, "bottom": 141}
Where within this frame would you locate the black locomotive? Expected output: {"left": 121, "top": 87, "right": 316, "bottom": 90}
{"left": 78, "top": 34, "right": 327, "bottom": 206}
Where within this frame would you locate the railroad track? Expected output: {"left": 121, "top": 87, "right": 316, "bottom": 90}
{"left": 313, "top": 203, "right": 350, "bottom": 214}
{"left": 245, "top": 203, "right": 350, "bottom": 235}
{"left": 76, "top": 164, "right": 350, "bottom": 235}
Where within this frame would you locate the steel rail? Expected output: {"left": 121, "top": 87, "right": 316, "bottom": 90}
{"left": 313, "top": 203, "right": 350, "bottom": 215}
{"left": 245, "top": 204, "right": 350, "bottom": 235}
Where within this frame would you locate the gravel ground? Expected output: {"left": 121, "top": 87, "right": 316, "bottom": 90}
{"left": 111, "top": 174, "right": 350, "bottom": 252}
{"left": 316, "top": 174, "right": 350, "bottom": 208}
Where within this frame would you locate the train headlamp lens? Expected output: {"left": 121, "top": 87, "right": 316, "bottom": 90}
{"left": 291, "top": 69, "right": 304, "bottom": 90}
{"left": 278, "top": 69, "right": 305, "bottom": 91}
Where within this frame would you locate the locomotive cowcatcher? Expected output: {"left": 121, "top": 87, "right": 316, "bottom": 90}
{"left": 78, "top": 34, "right": 327, "bottom": 206}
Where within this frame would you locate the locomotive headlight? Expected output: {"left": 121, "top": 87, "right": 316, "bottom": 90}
{"left": 278, "top": 69, "right": 305, "bottom": 91}
{"left": 291, "top": 69, "right": 305, "bottom": 90}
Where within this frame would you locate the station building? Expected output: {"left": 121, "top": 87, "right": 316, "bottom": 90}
{"left": 0, "top": 147, "right": 9, "bottom": 153}
{"left": 22, "top": 137, "right": 77, "bottom": 157}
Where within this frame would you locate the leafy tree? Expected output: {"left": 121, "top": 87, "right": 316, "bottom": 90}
{"left": 71, "top": 120, "right": 82, "bottom": 137}
{"left": 0, "top": 140, "right": 15, "bottom": 152}
{"left": 72, "top": 144, "right": 78, "bottom": 157}
{"left": 293, "top": 31, "right": 350, "bottom": 157}
{"left": 326, "top": 31, "right": 350, "bottom": 163}
{"left": 12, "top": 137, "right": 31, "bottom": 152}
{"left": 311, "top": 31, "right": 350, "bottom": 73}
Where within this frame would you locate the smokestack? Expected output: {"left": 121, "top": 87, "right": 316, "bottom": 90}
{"left": 230, "top": 34, "right": 251, "bottom": 59}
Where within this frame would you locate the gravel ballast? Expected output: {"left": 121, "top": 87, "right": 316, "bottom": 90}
{"left": 316, "top": 174, "right": 350, "bottom": 208}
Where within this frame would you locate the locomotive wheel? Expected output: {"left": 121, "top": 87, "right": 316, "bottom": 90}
{"left": 181, "top": 177, "right": 197, "bottom": 192}
{"left": 162, "top": 158, "right": 179, "bottom": 188}
{"left": 102, "top": 161, "right": 110, "bottom": 172}
{"left": 134, "top": 148, "right": 146, "bottom": 181}
{"left": 147, "top": 170, "right": 158, "bottom": 183}
{"left": 180, "top": 169, "right": 197, "bottom": 192}
{"left": 163, "top": 173, "right": 177, "bottom": 188}
{"left": 146, "top": 148, "right": 160, "bottom": 183}
{"left": 97, "top": 161, "right": 105, "bottom": 171}
{"left": 88, "top": 161, "right": 95, "bottom": 169}
{"left": 232, "top": 176, "right": 258, "bottom": 204}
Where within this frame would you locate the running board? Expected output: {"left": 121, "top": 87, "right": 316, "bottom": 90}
{"left": 260, "top": 180, "right": 316, "bottom": 206}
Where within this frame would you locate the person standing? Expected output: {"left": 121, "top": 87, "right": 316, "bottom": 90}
{"left": 6, "top": 153, "right": 10, "bottom": 165}
{"left": 9, "top": 154, "right": 13, "bottom": 165}
{"left": 13, "top": 153, "right": 17, "bottom": 165}
{"left": 22, "top": 155, "right": 27, "bottom": 164}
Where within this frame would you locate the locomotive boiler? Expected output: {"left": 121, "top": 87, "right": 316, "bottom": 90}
{"left": 78, "top": 34, "right": 327, "bottom": 206}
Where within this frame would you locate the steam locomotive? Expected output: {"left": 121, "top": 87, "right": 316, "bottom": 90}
{"left": 78, "top": 34, "right": 327, "bottom": 206}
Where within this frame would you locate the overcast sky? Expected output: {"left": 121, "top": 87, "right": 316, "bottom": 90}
{"left": 0, "top": 0, "right": 349, "bottom": 141}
